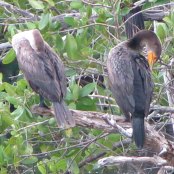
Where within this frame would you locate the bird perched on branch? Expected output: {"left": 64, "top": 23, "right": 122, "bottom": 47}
{"left": 107, "top": 30, "right": 162, "bottom": 148}
{"left": 12, "top": 29, "right": 75, "bottom": 128}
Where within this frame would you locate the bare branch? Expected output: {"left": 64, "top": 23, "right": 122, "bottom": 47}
{"left": 31, "top": 105, "right": 127, "bottom": 132}
{"left": 0, "top": 42, "right": 11, "bottom": 51}
{"left": 0, "top": 1, "right": 38, "bottom": 20}
{"left": 31, "top": 105, "right": 174, "bottom": 166}
{"left": 151, "top": 105, "right": 174, "bottom": 113}
{"left": 98, "top": 156, "right": 167, "bottom": 166}
{"left": 158, "top": 166, "right": 174, "bottom": 174}
{"left": 121, "top": 2, "right": 174, "bottom": 28}
{"left": 81, "top": 0, "right": 112, "bottom": 8}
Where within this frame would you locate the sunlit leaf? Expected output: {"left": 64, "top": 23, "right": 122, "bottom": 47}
{"left": 65, "top": 34, "right": 79, "bottom": 59}
{"left": 11, "top": 106, "right": 25, "bottom": 120}
{"left": 0, "top": 73, "right": 2, "bottom": 83}
{"left": 2, "top": 49, "right": 16, "bottom": 64}
{"left": 86, "top": 6, "right": 92, "bottom": 18}
{"left": 26, "top": 22, "right": 37, "bottom": 29}
{"left": 156, "top": 22, "right": 168, "bottom": 41}
{"left": 28, "top": 0, "right": 44, "bottom": 9}
{"left": 70, "top": 160, "right": 80, "bottom": 174}
{"left": 37, "top": 161, "right": 47, "bottom": 174}
{"left": 21, "top": 156, "right": 38, "bottom": 165}
{"left": 72, "top": 84, "right": 80, "bottom": 100}
{"left": 80, "top": 82, "right": 96, "bottom": 97}
{"left": 39, "top": 13, "right": 50, "bottom": 30}
{"left": 56, "top": 34, "right": 64, "bottom": 52}
{"left": 76, "top": 97, "right": 96, "bottom": 111}
{"left": 4, "top": 83, "right": 16, "bottom": 96}
{"left": 0, "top": 115, "right": 13, "bottom": 132}
{"left": 64, "top": 17, "right": 78, "bottom": 27}
{"left": 70, "top": 1, "right": 83, "bottom": 9}
{"left": 44, "top": 0, "right": 55, "bottom": 6}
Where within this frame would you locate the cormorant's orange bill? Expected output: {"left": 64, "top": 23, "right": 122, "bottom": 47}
{"left": 147, "top": 51, "right": 157, "bottom": 70}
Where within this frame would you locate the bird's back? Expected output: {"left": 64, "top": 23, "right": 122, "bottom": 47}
{"left": 107, "top": 43, "right": 153, "bottom": 119}
{"left": 17, "top": 40, "right": 66, "bottom": 102}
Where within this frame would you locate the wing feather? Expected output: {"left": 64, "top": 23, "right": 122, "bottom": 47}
{"left": 135, "top": 55, "right": 153, "bottom": 116}
{"left": 107, "top": 46, "right": 135, "bottom": 116}
{"left": 17, "top": 43, "right": 66, "bottom": 102}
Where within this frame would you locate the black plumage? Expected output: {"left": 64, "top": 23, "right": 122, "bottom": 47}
{"left": 107, "top": 30, "right": 161, "bottom": 148}
{"left": 123, "top": 6, "right": 145, "bottom": 39}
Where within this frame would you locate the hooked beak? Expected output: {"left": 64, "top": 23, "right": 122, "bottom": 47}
{"left": 147, "top": 51, "right": 157, "bottom": 71}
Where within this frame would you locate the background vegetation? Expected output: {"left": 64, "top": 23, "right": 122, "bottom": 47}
{"left": 0, "top": 0, "right": 173, "bottom": 173}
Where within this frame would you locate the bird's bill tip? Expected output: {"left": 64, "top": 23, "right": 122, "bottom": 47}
{"left": 147, "top": 51, "right": 157, "bottom": 70}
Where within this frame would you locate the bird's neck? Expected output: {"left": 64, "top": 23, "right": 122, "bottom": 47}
{"left": 126, "top": 35, "right": 144, "bottom": 52}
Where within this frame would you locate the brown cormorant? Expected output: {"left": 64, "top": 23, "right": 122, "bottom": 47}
{"left": 12, "top": 29, "right": 75, "bottom": 128}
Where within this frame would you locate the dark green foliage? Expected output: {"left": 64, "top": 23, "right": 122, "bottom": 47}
{"left": 0, "top": 0, "right": 172, "bottom": 173}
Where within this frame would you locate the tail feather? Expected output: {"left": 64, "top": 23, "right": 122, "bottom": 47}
{"left": 53, "top": 101, "right": 75, "bottom": 128}
{"left": 132, "top": 117, "right": 145, "bottom": 149}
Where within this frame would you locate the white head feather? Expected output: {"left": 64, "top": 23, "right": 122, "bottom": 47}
{"left": 12, "top": 29, "right": 44, "bottom": 54}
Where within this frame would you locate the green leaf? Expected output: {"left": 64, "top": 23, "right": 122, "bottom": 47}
{"left": 80, "top": 83, "right": 96, "bottom": 97}
{"left": 156, "top": 22, "right": 168, "bottom": 41}
{"left": 163, "top": 16, "right": 174, "bottom": 26}
{"left": 48, "top": 118, "right": 56, "bottom": 125}
{"left": 70, "top": 1, "right": 83, "bottom": 9}
{"left": 0, "top": 115, "right": 13, "bottom": 132}
{"left": 8, "top": 25, "right": 17, "bottom": 37}
{"left": 26, "top": 22, "right": 37, "bottom": 29}
{"left": 65, "top": 34, "right": 79, "bottom": 59}
{"left": 21, "top": 156, "right": 38, "bottom": 165}
{"left": 39, "top": 13, "right": 50, "bottom": 30}
{"left": 70, "top": 160, "right": 80, "bottom": 174}
{"left": 76, "top": 97, "right": 96, "bottom": 111}
{"left": 120, "top": 7, "right": 130, "bottom": 16}
{"left": 37, "top": 161, "right": 47, "bottom": 174}
{"left": 11, "top": 106, "right": 25, "bottom": 120}
{"left": 0, "top": 146, "right": 5, "bottom": 165}
{"left": 56, "top": 159, "right": 67, "bottom": 171}
{"left": 65, "top": 90, "right": 73, "bottom": 101}
{"left": 56, "top": 34, "right": 64, "bottom": 52}
{"left": 2, "top": 49, "right": 16, "bottom": 64}
{"left": 44, "top": 0, "right": 55, "bottom": 6}
{"left": 4, "top": 83, "right": 16, "bottom": 96}
{"left": 115, "top": 0, "right": 121, "bottom": 14}
{"left": 86, "top": 6, "right": 92, "bottom": 18}
{"left": 72, "top": 84, "right": 80, "bottom": 101}
{"left": 65, "top": 69, "right": 77, "bottom": 77}
{"left": 28, "top": 0, "right": 44, "bottom": 9}
{"left": 17, "top": 79, "right": 28, "bottom": 90}
{"left": 68, "top": 102, "right": 76, "bottom": 109}
{"left": 0, "top": 167, "right": 7, "bottom": 174}
{"left": 5, "top": 96, "right": 18, "bottom": 106}
{"left": 0, "top": 73, "right": 2, "bottom": 83}
{"left": 64, "top": 17, "right": 78, "bottom": 27}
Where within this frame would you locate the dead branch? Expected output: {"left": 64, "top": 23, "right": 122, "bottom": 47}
{"left": 0, "top": 42, "right": 11, "bottom": 52}
{"left": 0, "top": 1, "right": 38, "bottom": 20}
{"left": 143, "top": 10, "right": 168, "bottom": 21}
{"left": 31, "top": 105, "right": 128, "bottom": 132}
{"left": 158, "top": 166, "right": 174, "bottom": 174}
{"left": 31, "top": 105, "right": 174, "bottom": 166}
{"left": 151, "top": 105, "right": 174, "bottom": 113}
{"left": 98, "top": 156, "right": 167, "bottom": 166}
{"left": 0, "top": 1, "right": 171, "bottom": 28}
